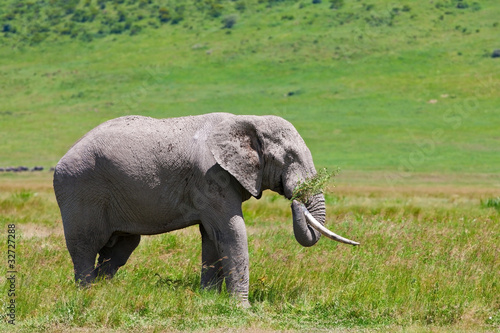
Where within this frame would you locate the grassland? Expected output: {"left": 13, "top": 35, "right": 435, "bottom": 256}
{"left": 1, "top": 0, "right": 500, "bottom": 172}
{"left": 0, "top": 173, "right": 499, "bottom": 332}
{"left": 1, "top": 0, "right": 499, "bottom": 331}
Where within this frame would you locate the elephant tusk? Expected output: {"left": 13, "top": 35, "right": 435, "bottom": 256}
{"left": 301, "top": 204, "right": 360, "bottom": 246}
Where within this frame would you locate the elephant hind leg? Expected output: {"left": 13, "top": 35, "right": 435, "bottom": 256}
{"left": 96, "top": 234, "right": 141, "bottom": 279}
{"left": 60, "top": 200, "right": 113, "bottom": 286}
{"left": 65, "top": 236, "right": 102, "bottom": 287}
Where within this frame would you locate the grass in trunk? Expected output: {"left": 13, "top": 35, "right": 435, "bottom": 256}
{"left": 291, "top": 168, "right": 339, "bottom": 204}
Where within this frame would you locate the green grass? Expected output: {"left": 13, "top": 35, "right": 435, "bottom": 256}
{"left": 1, "top": 0, "right": 499, "bottom": 172}
{"left": 0, "top": 174, "right": 499, "bottom": 332}
{"left": 1, "top": 0, "right": 500, "bottom": 331}
{"left": 481, "top": 197, "right": 500, "bottom": 212}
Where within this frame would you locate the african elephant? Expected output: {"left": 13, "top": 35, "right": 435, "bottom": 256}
{"left": 53, "top": 113, "right": 358, "bottom": 307}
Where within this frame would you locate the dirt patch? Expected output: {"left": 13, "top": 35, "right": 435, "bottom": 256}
{"left": 18, "top": 223, "right": 63, "bottom": 239}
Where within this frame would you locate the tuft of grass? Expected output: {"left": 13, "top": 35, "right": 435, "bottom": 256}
{"left": 481, "top": 197, "right": 500, "bottom": 211}
{"left": 291, "top": 168, "right": 339, "bottom": 203}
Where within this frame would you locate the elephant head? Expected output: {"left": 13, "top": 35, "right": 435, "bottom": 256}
{"left": 208, "top": 115, "right": 358, "bottom": 247}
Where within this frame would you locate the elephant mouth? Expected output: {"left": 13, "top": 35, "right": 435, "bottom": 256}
{"left": 301, "top": 204, "right": 359, "bottom": 246}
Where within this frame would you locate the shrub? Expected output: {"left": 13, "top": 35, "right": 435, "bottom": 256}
{"left": 2, "top": 24, "right": 16, "bottom": 33}
{"left": 139, "top": 0, "right": 150, "bottom": 8}
{"left": 470, "top": 2, "right": 481, "bottom": 11}
{"left": 110, "top": 23, "right": 125, "bottom": 34}
{"left": 170, "top": 15, "right": 183, "bottom": 25}
{"left": 435, "top": 0, "right": 479, "bottom": 10}
{"left": 3, "top": 12, "right": 16, "bottom": 21}
{"left": 71, "top": 9, "right": 96, "bottom": 23}
{"left": 171, "top": 5, "right": 186, "bottom": 25}
{"left": 59, "top": 22, "right": 77, "bottom": 36}
{"left": 209, "top": 3, "right": 224, "bottom": 18}
{"left": 30, "top": 33, "right": 47, "bottom": 45}
{"left": 30, "top": 23, "right": 50, "bottom": 33}
{"left": 330, "top": 0, "right": 344, "bottom": 9}
{"left": 235, "top": 1, "right": 246, "bottom": 12}
{"left": 158, "top": 7, "right": 171, "bottom": 22}
{"left": 96, "top": 25, "right": 109, "bottom": 37}
{"left": 46, "top": 7, "right": 64, "bottom": 22}
{"left": 124, "top": 19, "right": 133, "bottom": 30}
{"left": 148, "top": 20, "right": 160, "bottom": 29}
{"left": 222, "top": 14, "right": 238, "bottom": 28}
{"left": 79, "top": 30, "right": 93, "bottom": 42}
{"left": 62, "top": 0, "right": 79, "bottom": 15}
{"left": 130, "top": 24, "right": 142, "bottom": 35}
{"left": 118, "top": 10, "right": 127, "bottom": 22}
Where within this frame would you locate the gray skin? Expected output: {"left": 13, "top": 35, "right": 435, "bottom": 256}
{"left": 53, "top": 113, "right": 326, "bottom": 306}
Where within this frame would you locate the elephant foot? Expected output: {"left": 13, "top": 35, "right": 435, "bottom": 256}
{"left": 238, "top": 299, "right": 251, "bottom": 309}
{"left": 75, "top": 273, "right": 97, "bottom": 288}
{"left": 235, "top": 292, "right": 251, "bottom": 309}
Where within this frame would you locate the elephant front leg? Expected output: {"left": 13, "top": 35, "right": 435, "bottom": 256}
{"left": 200, "top": 224, "right": 223, "bottom": 292}
{"left": 201, "top": 214, "right": 250, "bottom": 307}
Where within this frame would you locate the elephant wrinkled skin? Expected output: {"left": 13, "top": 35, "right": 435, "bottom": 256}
{"left": 53, "top": 113, "right": 351, "bottom": 306}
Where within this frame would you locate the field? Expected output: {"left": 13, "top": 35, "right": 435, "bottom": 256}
{"left": 1, "top": 0, "right": 499, "bottom": 332}
{"left": 1, "top": 173, "right": 499, "bottom": 332}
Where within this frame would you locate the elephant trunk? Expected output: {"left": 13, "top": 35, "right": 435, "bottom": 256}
{"left": 292, "top": 193, "right": 360, "bottom": 247}
{"left": 291, "top": 193, "right": 325, "bottom": 247}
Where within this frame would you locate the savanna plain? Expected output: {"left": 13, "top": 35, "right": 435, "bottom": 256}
{"left": 0, "top": 0, "right": 499, "bottom": 332}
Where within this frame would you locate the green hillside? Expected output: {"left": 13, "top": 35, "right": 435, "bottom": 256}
{"left": 1, "top": 0, "right": 499, "bottom": 177}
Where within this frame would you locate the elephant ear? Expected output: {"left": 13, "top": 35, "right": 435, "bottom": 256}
{"left": 208, "top": 117, "right": 264, "bottom": 197}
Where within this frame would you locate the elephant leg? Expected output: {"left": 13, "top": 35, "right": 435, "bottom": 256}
{"left": 202, "top": 213, "right": 250, "bottom": 307}
{"left": 200, "top": 224, "right": 223, "bottom": 292}
{"left": 67, "top": 245, "right": 98, "bottom": 286}
{"left": 65, "top": 234, "right": 104, "bottom": 287}
{"left": 61, "top": 205, "right": 114, "bottom": 286}
{"left": 96, "top": 234, "right": 141, "bottom": 279}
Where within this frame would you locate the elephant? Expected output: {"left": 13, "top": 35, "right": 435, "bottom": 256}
{"left": 53, "top": 112, "right": 358, "bottom": 307}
